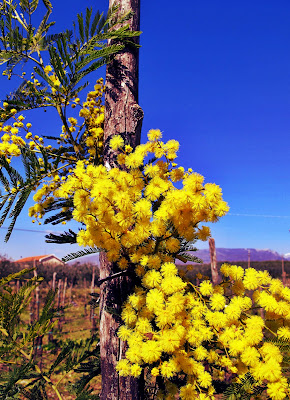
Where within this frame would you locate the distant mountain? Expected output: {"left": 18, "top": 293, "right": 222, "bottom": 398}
{"left": 67, "top": 254, "right": 99, "bottom": 265}
{"left": 187, "top": 248, "right": 290, "bottom": 264}
{"left": 67, "top": 248, "right": 290, "bottom": 266}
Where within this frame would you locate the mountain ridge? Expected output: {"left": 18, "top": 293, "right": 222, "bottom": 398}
{"left": 188, "top": 248, "right": 290, "bottom": 264}
{"left": 67, "top": 248, "right": 290, "bottom": 265}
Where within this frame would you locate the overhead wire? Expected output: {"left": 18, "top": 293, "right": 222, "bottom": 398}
{"left": 228, "top": 213, "right": 290, "bottom": 219}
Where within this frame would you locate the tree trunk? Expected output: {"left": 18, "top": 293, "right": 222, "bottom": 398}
{"left": 103, "top": 0, "right": 143, "bottom": 164}
{"left": 99, "top": 1, "right": 144, "bottom": 399}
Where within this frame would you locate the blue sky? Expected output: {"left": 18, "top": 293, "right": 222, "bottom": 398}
{"left": 0, "top": 0, "right": 290, "bottom": 260}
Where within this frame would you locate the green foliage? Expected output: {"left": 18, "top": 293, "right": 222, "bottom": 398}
{"left": 222, "top": 373, "right": 266, "bottom": 400}
{"left": 62, "top": 248, "right": 101, "bottom": 263}
{"left": 0, "top": 0, "right": 141, "bottom": 242}
{"left": 45, "top": 227, "right": 77, "bottom": 244}
{"left": 0, "top": 268, "right": 101, "bottom": 399}
{"left": 0, "top": 151, "right": 47, "bottom": 241}
{"left": 0, "top": 1, "right": 140, "bottom": 90}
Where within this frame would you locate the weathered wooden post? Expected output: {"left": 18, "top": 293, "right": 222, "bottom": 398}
{"left": 282, "top": 257, "right": 287, "bottom": 285}
{"left": 91, "top": 267, "right": 95, "bottom": 292}
{"left": 52, "top": 271, "right": 57, "bottom": 290}
{"left": 60, "top": 277, "right": 67, "bottom": 324}
{"left": 30, "top": 296, "right": 35, "bottom": 324}
{"left": 33, "top": 264, "right": 43, "bottom": 366}
{"left": 30, "top": 263, "right": 36, "bottom": 324}
{"left": 48, "top": 272, "right": 57, "bottom": 344}
{"left": 209, "top": 238, "right": 220, "bottom": 285}
{"left": 99, "top": 0, "right": 144, "bottom": 398}
{"left": 90, "top": 267, "right": 97, "bottom": 334}
{"left": 62, "top": 277, "right": 67, "bottom": 308}
{"left": 34, "top": 268, "right": 40, "bottom": 320}
{"left": 57, "top": 279, "right": 62, "bottom": 308}
{"left": 69, "top": 283, "right": 72, "bottom": 304}
{"left": 57, "top": 279, "right": 63, "bottom": 331}
{"left": 90, "top": 267, "right": 95, "bottom": 322}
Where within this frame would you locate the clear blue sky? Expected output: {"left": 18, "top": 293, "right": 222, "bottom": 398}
{"left": 0, "top": 0, "right": 290, "bottom": 260}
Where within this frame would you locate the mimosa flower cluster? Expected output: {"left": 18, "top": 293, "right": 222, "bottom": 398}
{"left": 0, "top": 69, "right": 105, "bottom": 223}
{"left": 0, "top": 73, "right": 105, "bottom": 164}
{"left": 3, "top": 75, "right": 289, "bottom": 399}
{"left": 55, "top": 130, "right": 229, "bottom": 265}
{"left": 0, "top": 111, "right": 27, "bottom": 159}
{"left": 28, "top": 78, "right": 105, "bottom": 222}
{"left": 54, "top": 130, "right": 290, "bottom": 400}
{"left": 117, "top": 263, "right": 290, "bottom": 400}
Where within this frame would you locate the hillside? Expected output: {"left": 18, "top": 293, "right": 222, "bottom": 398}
{"left": 189, "top": 248, "right": 289, "bottom": 264}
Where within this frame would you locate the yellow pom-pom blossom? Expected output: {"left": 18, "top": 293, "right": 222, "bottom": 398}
{"left": 55, "top": 135, "right": 228, "bottom": 263}
{"left": 116, "top": 263, "right": 290, "bottom": 399}
{"left": 109, "top": 134, "right": 124, "bottom": 150}
{"left": 1, "top": 79, "right": 106, "bottom": 226}
{"left": 52, "top": 133, "right": 290, "bottom": 399}
{"left": 243, "top": 267, "right": 260, "bottom": 290}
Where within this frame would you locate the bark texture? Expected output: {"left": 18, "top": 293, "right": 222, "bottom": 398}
{"left": 209, "top": 238, "right": 221, "bottom": 285}
{"left": 103, "top": 0, "right": 143, "bottom": 165}
{"left": 99, "top": 1, "right": 144, "bottom": 399}
{"left": 99, "top": 254, "right": 143, "bottom": 400}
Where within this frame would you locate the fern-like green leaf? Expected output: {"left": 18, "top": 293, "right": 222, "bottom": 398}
{"left": 75, "top": 44, "right": 124, "bottom": 73}
{"left": 41, "top": 0, "right": 52, "bottom": 10}
{"left": 77, "top": 12, "right": 84, "bottom": 44}
{"left": 45, "top": 229, "right": 77, "bottom": 244}
{"left": 62, "top": 247, "right": 100, "bottom": 263}
{"left": 43, "top": 210, "right": 72, "bottom": 226}
{"left": 5, "top": 186, "right": 32, "bottom": 242}
{"left": 85, "top": 8, "right": 92, "bottom": 43}
{"left": 90, "top": 10, "right": 101, "bottom": 38}
{"left": 0, "top": 268, "right": 34, "bottom": 287}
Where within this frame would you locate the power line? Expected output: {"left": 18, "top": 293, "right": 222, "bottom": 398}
{"left": 0, "top": 226, "right": 61, "bottom": 234}
{"left": 228, "top": 213, "right": 290, "bottom": 219}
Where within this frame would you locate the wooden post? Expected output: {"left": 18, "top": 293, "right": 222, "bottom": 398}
{"left": 52, "top": 271, "right": 57, "bottom": 290}
{"left": 90, "top": 268, "right": 95, "bottom": 322}
{"left": 57, "top": 279, "right": 62, "bottom": 309}
{"left": 91, "top": 267, "right": 95, "bottom": 292}
{"left": 209, "top": 238, "right": 220, "bottom": 285}
{"left": 30, "top": 297, "right": 35, "bottom": 324}
{"left": 282, "top": 257, "right": 287, "bottom": 285}
{"left": 62, "top": 277, "right": 67, "bottom": 308}
{"left": 34, "top": 268, "right": 40, "bottom": 320}
{"left": 248, "top": 249, "right": 251, "bottom": 269}
{"left": 60, "top": 277, "right": 67, "bottom": 323}
{"left": 99, "top": 0, "right": 144, "bottom": 398}
{"left": 33, "top": 263, "right": 43, "bottom": 366}
{"left": 90, "top": 267, "right": 97, "bottom": 333}
{"left": 69, "top": 283, "right": 72, "bottom": 304}
{"left": 57, "top": 279, "right": 63, "bottom": 331}
{"left": 48, "top": 272, "right": 57, "bottom": 344}
{"left": 30, "top": 263, "right": 37, "bottom": 324}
